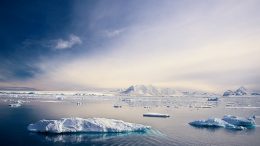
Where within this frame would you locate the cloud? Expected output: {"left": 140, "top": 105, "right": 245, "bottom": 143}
{"left": 102, "top": 29, "right": 125, "bottom": 38}
{"left": 54, "top": 34, "right": 82, "bottom": 49}
{"left": 5, "top": 0, "right": 260, "bottom": 92}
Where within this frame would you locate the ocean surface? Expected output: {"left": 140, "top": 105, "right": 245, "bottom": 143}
{"left": 0, "top": 94, "right": 260, "bottom": 146}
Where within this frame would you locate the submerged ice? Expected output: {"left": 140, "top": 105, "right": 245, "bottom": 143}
{"left": 189, "top": 115, "right": 256, "bottom": 130}
{"left": 28, "top": 117, "right": 151, "bottom": 133}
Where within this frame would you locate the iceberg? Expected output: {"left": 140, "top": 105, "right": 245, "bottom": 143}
{"left": 189, "top": 115, "right": 256, "bottom": 130}
{"left": 222, "top": 115, "right": 255, "bottom": 127}
{"left": 143, "top": 113, "right": 170, "bottom": 118}
{"left": 223, "top": 86, "right": 260, "bottom": 96}
{"left": 207, "top": 97, "right": 218, "bottom": 101}
{"left": 27, "top": 117, "right": 150, "bottom": 133}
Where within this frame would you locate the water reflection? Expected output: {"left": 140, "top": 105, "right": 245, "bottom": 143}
{"left": 29, "top": 130, "right": 163, "bottom": 143}
{"left": 190, "top": 125, "right": 256, "bottom": 134}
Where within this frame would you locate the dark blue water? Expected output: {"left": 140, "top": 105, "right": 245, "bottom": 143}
{"left": 0, "top": 95, "right": 260, "bottom": 146}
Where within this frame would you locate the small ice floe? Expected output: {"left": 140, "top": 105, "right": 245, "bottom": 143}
{"left": 27, "top": 117, "right": 150, "bottom": 133}
{"left": 195, "top": 105, "right": 212, "bottom": 108}
{"left": 207, "top": 97, "right": 218, "bottom": 101}
{"left": 113, "top": 105, "right": 122, "bottom": 108}
{"left": 225, "top": 106, "right": 260, "bottom": 109}
{"left": 38, "top": 100, "right": 61, "bottom": 103}
{"left": 189, "top": 115, "right": 256, "bottom": 130}
{"left": 9, "top": 103, "right": 22, "bottom": 107}
{"left": 225, "top": 104, "right": 233, "bottom": 107}
{"left": 9, "top": 100, "right": 23, "bottom": 107}
{"left": 76, "top": 102, "right": 82, "bottom": 106}
{"left": 143, "top": 113, "right": 170, "bottom": 118}
{"left": 56, "top": 96, "right": 64, "bottom": 101}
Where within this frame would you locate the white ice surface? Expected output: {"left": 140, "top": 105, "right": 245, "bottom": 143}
{"left": 28, "top": 117, "right": 150, "bottom": 133}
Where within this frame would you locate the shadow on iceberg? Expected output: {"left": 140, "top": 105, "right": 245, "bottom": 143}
{"left": 27, "top": 117, "right": 151, "bottom": 133}
{"left": 189, "top": 115, "right": 256, "bottom": 131}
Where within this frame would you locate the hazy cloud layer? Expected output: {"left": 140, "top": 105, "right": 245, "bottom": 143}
{"left": 1, "top": 0, "right": 260, "bottom": 92}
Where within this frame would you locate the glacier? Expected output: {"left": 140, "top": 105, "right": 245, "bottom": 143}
{"left": 189, "top": 115, "right": 256, "bottom": 130}
{"left": 27, "top": 117, "right": 151, "bottom": 133}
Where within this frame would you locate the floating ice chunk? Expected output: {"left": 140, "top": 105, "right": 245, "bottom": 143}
{"left": 189, "top": 115, "right": 256, "bottom": 130}
{"left": 113, "top": 105, "right": 122, "bottom": 108}
{"left": 9, "top": 103, "right": 22, "bottom": 107}
{"left": 76, "top": 102, "right": 82, "bottom": 106}
{"left": 189, "top": 118, "right": 244, "bottom": 130}
{"left": 143, "top": 113, "right": 170, "bottom": 118}
{"left": 56, "top": 96, "right": 64, "bottom": 101}
{"left": 225, "top": 106, "right": 260, "bottom": 109}
{"left": 222, "top": 115, "right": 255, "bottom": 128}
{"left": 9, "top": 101, "right": 22, "bottom": 107}
{"left": 207, "top": 97, "right": 218, "bottom": 101}
{"left": 28, "top": 118, "right": 150, "bottom": 133}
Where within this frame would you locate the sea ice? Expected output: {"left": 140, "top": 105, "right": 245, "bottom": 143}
{"left": 222, "top": 115, "right": 255, "bottom": 127}
{"left": 9, "top": 103, "right": 22, "bottom": 107}
{"left": 207, "top": 97, "right": 218, "bottom": 101}
{"left": 143, "top": 113, "right": 170, "bottom": 118}
{"left": 28, "top": 117, "right": 150, "bottom": 133}
{"left": 9, "top": 101, "right": 22, "bottom": 107}
{"left": 189, "top": 115, "right": 256, "bottom": 130}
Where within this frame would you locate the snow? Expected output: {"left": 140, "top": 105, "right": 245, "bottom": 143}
{"left": 189, "top": 115, "right": 256, "bottom": 130}
{"left": 121, "top": 85, "right": 164, "bottom": 96}
{"left": 143, "top": 113, "right": 170, "bottom": 117}
{"left": 223, "top": 86, "right": 260, "bottom": 96}
{"left": 223, "top": 90, "right": 235, "bottom": 96}
{"left": 27, "top": 117, "right": 150, "bottom": 133}
{"left": 120, "top": 85, "right": 216, "bottom": 97}
{"left": 235, "top": 86, "right": 248, "bottom": 95}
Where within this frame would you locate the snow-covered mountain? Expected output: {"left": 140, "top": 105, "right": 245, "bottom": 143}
{"left": 120, "top": 85, "right": 216, "bottom": 96}
{"left": 120, "top": 85, "right": 168, "bottom": 96}
{"left": 223, "top": 86, "right": 260, "bottom": 96}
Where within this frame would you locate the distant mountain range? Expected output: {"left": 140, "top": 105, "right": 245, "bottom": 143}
{"left": 120, "top": 85, "right": 217, "bottom": 96}
{"left": 1, "top": 85, "right": 259, "bottom": 97}
{"left": 223, "top": 86, "right": 260, "bottom": 96}
{"left": 0, "top": 86, "right": 37, "bottom": 91}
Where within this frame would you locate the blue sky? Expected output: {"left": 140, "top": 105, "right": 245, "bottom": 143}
{"left": 0, "top": 0, "right": 260, "bottom": 92}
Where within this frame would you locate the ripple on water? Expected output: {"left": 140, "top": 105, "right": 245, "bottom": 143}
{"left": 29, "top": 129, "right": 179, "bottom": 146}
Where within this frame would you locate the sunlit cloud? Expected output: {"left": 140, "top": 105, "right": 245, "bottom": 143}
{"left": 102, "top": 29, "right": 125, "bottom": 38}
{"left": 1, "top": 0, "right": 260, "bottom": 92}
{"left": 54, "top": 34, "right": 82, "bottom": 50}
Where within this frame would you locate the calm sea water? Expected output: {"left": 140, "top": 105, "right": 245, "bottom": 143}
{"left": 0, "top": 95, "right": 260, "bottom": 146}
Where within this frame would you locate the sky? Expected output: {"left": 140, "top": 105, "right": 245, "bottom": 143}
{"left": 0, "top": 0, "right": 260, "bottom": 92}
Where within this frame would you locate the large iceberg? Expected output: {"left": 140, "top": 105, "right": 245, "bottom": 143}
{"left": 28, "top": 117, "right": 151, "bottom": 133}
{"left": 189, "top": 115, "right": 256, "bottom": 130}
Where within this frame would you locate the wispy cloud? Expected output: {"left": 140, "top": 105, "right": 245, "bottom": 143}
{"left": 102, "top": 29, "right": 125, "bottom": 38}
{"left": 54, "top": 34, "right": 82, "bottom": 50}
